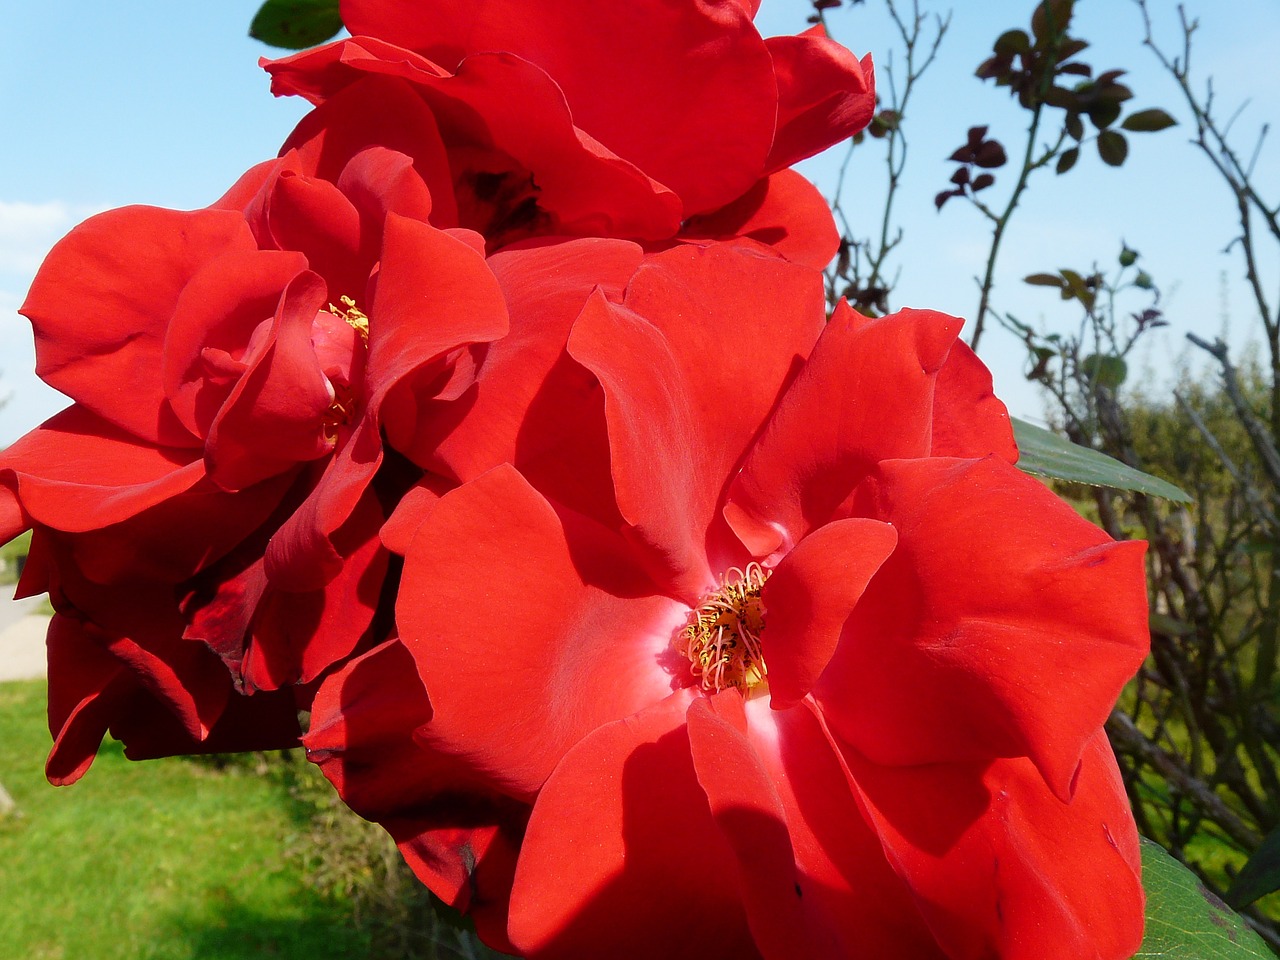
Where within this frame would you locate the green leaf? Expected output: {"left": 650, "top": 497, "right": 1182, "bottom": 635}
{"left": 1136, "top": 838, "right": 1274, "bottom": 958}
{"left": 250, "top": 0, "right": 343, "bottom": 50}
{"left": 1122, "top": 108, "right": 1178, "bottom": 133}
{"left": 1081, "top": 352, "right": 1128, "bottom": 388}
{"left": 1098, "top": 129, "right": 1130, "bottom": 166}
{"left": 1226, "top": 826, "right": 1280, "bottom": 909}
{"left": 1012, "top": 419, "right": 1192, "bottom": 502}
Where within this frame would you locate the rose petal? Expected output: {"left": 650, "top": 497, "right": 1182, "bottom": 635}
{"left": 0, "top": 407, "right": 203, "bottom": 533}
{"left": 761, "top": 517, "right": 897, "bottom": 709}
{"left": 337, "top": 0, "right": 777, "bottom": 214}
{"left": 412, "top": 237, "right": 642, "bottom": 529}
{"left": 765, "top": 36, "right": 875, "bottom": 173}
{"left": 305, "top": 639, "right": 526, "bottom": 946}
{"left": 931, "top": 338, "right": 1018, "bottom": 462}
{"left": 835, "top": 726, "right": 1144, "bottom": 960}
{"left": 568, "top": 242, "right": 825, "bottom": 598}
{"left": 507, "top": 690, "right": 762, "bottom": 960}
{"left": 680, "top": 170, "right": 839, "bottom": 270}
{"left": 724, "top": 305, "right": 962, "bottom": 558}
{"left": 22, "top": 206, "right": 255, "bottom": 446}
{"left": 822, "top": 456, "right": 1149, "bottom": 797}
{"left": 399, "top": 465, "right": 677, "bottom": 800}
{"left": 686, "top": 692, "right": 831, "bottom": 960}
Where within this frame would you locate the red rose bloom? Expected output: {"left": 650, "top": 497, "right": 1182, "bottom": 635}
{"left": 365, "top": 243, "right": 1149, "bottom": 958}
{"left": 0, "top": 142, "right": 508, "bottom": 777}
{"left": 262, "top": 0, "right": 872, "bottom": 256}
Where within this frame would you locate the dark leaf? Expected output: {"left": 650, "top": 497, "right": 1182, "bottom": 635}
{"left": 1013, "top": 422, "right": 1192, "bottom": 501}
{"left": 1088, "top": 100, "right": 1123, "bottom": 129}
{"left": 1065, "top": 112, "right": 1084, "bottom": 140}
{"left": 972, "top": 173, "right": 995, "bottom": 191}
{"left": 974, "top": 140, "right": 1008, "bottom": 168}
{"left": 1122, "top": 108, "right": 1178, "bottom": 132}
{"left": 1043, "top": 86, "right": 1080, "bottom": 110}
{"left": 1056, "top": 146, "right": 1080, "bottom": 173}
{"left": 950, "top": 167, "right": 971, "bottom": 185}
{"left": 1060, "top": 62, "right": 1092, "bottom": 76}
{"left": 250, "top": 0, "right": 343, "bottom": 49}
{"left": 1098, "top": 129, "right": 1129, "bottom": 166}
{"left": 1031, "top": 0, "right": 1075, "bottom": 41}
{"left": 1024, "top": 273, "right": 1066, "bottom": 288}
{"left": 994, "top": 29, "right": 1031, "bottom": 55}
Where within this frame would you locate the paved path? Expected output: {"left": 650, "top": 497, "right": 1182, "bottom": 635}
{"left": 0, "top": 584, "right": 50, "bottom": 682}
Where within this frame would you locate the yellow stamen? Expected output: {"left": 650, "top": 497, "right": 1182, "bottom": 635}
{"left": 679, "top": 562, "right": 770, "bottom": 693}
{"left": 328, "top": 295, "right": 369, "bottom": 344}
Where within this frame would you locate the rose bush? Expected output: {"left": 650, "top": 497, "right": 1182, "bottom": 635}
{"left": 308, "top": 241, "right": 1150, "bottom": 959}
{"left": 0, "top": 4, "right": 1154, "bottom": 957}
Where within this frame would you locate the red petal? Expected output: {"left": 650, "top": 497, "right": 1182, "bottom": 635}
{"left": 263, "top": 171, "right": 368, "bottom": 294}
{"left": 416, "top": 238, "right": 642, "bottom": 528}
{"left": 932, "top": 338, "right": 1018, "bottom": 462}
{"left": 265, "top": 215, "right": 508, "bottom": 590}
{"left": 269, "top": 45, "right": 681, "bottom": 240}
{"left": 205, "top": 271, "right": 335, "bottom": 491}
{"left": 686, "top": 693, "right": 830, "bottom": 960}
{"left": 680, "top": 170, "right": 839, "bottom": 270}
{"left": 507, "top": 691, "right": 762, "bottom": 960}
{"left": 725, "top": 305, "right": 961, "bottom": 558}
{"left": 837, "top": 729, "right": 1144, "bottom": 960}
{"left": 280, "top": 74, "right": 457, "bottom": 227}
{"left": 21, "top": 206, "right": 255, "bottom": 446}
{"left": 568, "top": 243, "right": 825, "bottom": 597}
{"left": 336, "top": 2, "right": 777, "bottom": 214}
{"left": 0, "top": 407, "right": 203, "bottom": 532}
{"left": 765, "top": 40, "right": 875, "bottom": 172}
{"left": 761, "top": 517, "right": 897, "bottom": 708}
{"left": 45, "top": 613, "right": 129, "bottom": 785}
{"left": 245, "top": 490, "right": 389, "bottom": 689}
{"left": 399, "top": 465, "right": 677, "bottom": 800}
{"left": 162, "top": 247, "right": 309, "bottom": 439}
{"left": 822, "top": 456, "right": 1149, "bottom": 797}
{"left": 749, "top": 700, "right": 946, "bottom": 957}
{"left": 305, "top": 639, "right": 527, "bottom": 944}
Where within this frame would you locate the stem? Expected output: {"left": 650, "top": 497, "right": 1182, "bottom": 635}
{"left": 969, "top": 104, "right": 1046, "bottom": 352}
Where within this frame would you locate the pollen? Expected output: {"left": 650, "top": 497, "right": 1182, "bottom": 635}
{"left": 679, "top": 562, "right": 770, "bottom": 693}
{"left": 328, "top": 295, "right": 369, "bottom": 344}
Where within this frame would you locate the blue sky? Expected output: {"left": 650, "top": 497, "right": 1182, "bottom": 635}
{"left": 3, "top": 0, "right": 1278, "bottom": 443}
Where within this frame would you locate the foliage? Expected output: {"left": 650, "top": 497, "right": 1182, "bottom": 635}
{"left": 1137, "top": 839, "right": 1274, "bottom": 958}
{"left": 0, "top": 680, "right": 370, "bottom": 960}
{"left": 250, "top": 0, "right": 342, "bottom": 50}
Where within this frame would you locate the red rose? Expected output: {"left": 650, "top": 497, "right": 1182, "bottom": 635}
{"left": 376, "top": 244, "right": 1148, "bottom": 958}
{"left": 262, "top": 0, "right": 871, "bottom": 259}
{"left": 0, "top": 150, "right": 508, "bottom": 776}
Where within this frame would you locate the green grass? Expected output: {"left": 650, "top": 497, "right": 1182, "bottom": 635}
{"left": 0, "top": 679, "right": 372, "bottom": 960}
{"left": 0, "top": 530, "right": 30, "bottom": 586}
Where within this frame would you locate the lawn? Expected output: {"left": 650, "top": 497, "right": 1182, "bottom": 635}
{"left": 0, "top": 679, "right": 372, "bottom": 960}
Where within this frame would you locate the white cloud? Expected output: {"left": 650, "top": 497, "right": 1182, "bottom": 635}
{"left": 0, "top": 199, "right": 101, "bottom": 276}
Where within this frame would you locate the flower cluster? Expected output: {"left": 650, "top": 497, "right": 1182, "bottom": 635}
{"left": 2, "top": 2, "right": 1149, "bottom": 957}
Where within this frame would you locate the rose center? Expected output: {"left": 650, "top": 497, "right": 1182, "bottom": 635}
{"left": 320, "top": 296, "right": 369, "bottom": 442}
{"left": 328, "top": 295, "right": 369, "bottom": 344}
{"left": 679, "top": 562, "right": 770, "bottom": 693}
